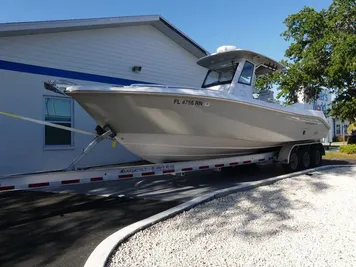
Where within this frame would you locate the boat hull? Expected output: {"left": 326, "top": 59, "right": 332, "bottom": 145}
{"left": 66, "top": 89, "right": 329, "bottom": 163}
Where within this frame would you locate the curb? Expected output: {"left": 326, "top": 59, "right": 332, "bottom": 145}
{"left": 83, "top": 164, "right": 355, "bottom": 267}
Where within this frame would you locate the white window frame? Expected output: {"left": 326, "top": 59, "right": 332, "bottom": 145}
{"left": 336, "top": 124, "right": 341, "bottom": 135}
{"left": 43, "top": 95, "right": 75, "bottom": 150}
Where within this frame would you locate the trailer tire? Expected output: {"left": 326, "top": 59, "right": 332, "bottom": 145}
{"left": 310, "top": 146, "right": 322, "bottom": 167}
{"left": 300, "top": 147, "right": 311, "bottom": 170}
{"left": 282, "top": 148, "right": 300, "bottom": 173}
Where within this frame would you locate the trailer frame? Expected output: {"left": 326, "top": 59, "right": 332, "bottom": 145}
{"left": 0, "top": 139, "right": 325, "bottom": 192}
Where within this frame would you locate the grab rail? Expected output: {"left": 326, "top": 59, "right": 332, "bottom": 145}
{"left": 130, "top": 83, "right": 202, "bottom": 90}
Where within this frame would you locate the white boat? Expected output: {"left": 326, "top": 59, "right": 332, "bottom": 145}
{"left": 62, "top": 45, "right": 330, "bottom": 163}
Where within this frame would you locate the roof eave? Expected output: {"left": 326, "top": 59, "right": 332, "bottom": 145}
{"left": 0, "top": 15, "right": 209, "bottom": 59}
{"left": 153, "top": 17, "right": 209, "bottom": 59}
{"left": 0, "top": 15, "right": 161, "bottom": 37}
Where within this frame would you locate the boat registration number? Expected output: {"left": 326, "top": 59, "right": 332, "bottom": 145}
{"left": 173, "top": 99, "right": 210, "bottom": 107}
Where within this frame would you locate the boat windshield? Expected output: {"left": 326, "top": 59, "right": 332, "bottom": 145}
{"left": 202, "top": 64, "right": 238, "bottom": 88}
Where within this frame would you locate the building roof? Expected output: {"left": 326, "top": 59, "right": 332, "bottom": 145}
{"left": 0, "top": 15, "right": 209, "bottom": 58}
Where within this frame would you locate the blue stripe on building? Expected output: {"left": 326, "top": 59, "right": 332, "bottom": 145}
{"left": 0, "top": 60, "right": 150, "bottom": 85}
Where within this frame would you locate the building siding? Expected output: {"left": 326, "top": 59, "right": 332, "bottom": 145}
{"left": 0, "top": 25, "right": 207, "bottom": 86}
{"left": 0, "top": 25, "right": 207, "bottom": 176}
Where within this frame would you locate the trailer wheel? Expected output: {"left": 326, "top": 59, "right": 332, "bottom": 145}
{"left": 310, "top": 146, "right": 322, "bottom": 167}
{"left": 300, "top": 148, "right": 311, "bottom": 170}
{"left": 282, "top": 149, "right": 300, "bottom": 173}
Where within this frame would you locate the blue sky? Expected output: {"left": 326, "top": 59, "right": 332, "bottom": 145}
{"left": 1, "top": 0, "right": 332, "bottom": 62}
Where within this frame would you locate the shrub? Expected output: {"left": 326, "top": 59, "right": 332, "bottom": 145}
{"left": 340, "top": 144, "right": 356, "bottom": 154}
{"left": 334, "top": 135, "right": 345, "bottom": 142}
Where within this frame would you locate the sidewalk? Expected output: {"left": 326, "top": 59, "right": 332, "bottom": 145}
{"left": 108, "top": 166, "right": 356, "bottom": 267}
{"left": 322, "top": 141, "right": 347, "bottom": 147}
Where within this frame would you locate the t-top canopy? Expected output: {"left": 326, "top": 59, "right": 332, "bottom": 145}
{"left": 197, "top": 46, "right": 286, "bottom": 73}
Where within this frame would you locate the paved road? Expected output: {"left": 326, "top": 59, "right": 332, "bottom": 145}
{"left": 0, "top": 192, "right": 180, "bottom": 267}
{"left": 1, "top": 159, "right": 354, "bottom": 267}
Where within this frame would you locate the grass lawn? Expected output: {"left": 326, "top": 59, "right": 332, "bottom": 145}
{"left": 323, "top": 151, "right": 356, "bottom": 160}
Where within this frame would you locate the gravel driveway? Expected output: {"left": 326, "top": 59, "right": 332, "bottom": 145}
{"left": 107, "top": 166, "right": 356, "bottom": 267}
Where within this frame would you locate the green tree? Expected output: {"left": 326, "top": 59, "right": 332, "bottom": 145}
{"left": 256, "top": 0, "right": 356, "bottom": 121}
{"left": 347, "top": 123, "right": 356, "bottom": 135}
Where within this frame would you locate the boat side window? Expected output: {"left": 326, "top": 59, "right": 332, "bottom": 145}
{"left": 238, "top": 61, "right": 254, "bottom": 85}
{"left": 202, "top": 64, "right": 238, "bottom": 88}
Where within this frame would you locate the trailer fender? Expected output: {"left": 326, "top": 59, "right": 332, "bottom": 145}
{"left": 278, "top": 142, "right": 324, "bottom": 164}
{"left": 278, "top": 144, "right": 296, "bottom": 164}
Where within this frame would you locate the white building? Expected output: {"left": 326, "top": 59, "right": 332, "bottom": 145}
{"left": 0, "top": 15, "right": 209, "bottom": 176}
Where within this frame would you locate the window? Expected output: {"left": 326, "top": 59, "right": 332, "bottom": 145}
{"left": 44, "top": 96, "right": 73, "bottom": 147}
{"left": 336, "top": 124, "right": 341, "bottom": 135}
{"left": 202, "top": 64, "right": 238, "bottom": 88}
{"left": 344, "top": 125, "right": 348, "bottom": 135}
{"left": 238, "top": 61, "right": 254, "bottom": 85}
